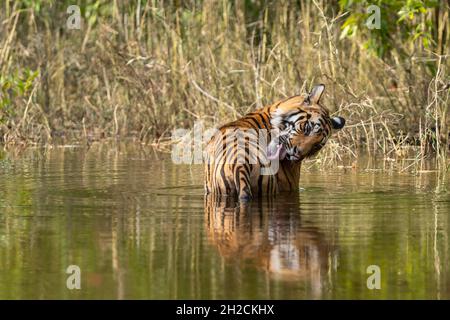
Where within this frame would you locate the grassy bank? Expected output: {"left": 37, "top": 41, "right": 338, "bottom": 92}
{"left": 0, "top": 1, "right": 449, "bottom": 170}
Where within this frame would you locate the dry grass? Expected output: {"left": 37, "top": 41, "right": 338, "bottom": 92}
{"left": 0, "top": 1, "right": 449, "bottom": 171}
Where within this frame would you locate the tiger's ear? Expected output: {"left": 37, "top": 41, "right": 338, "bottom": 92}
{"left": 331, "top": 116, "right": 345, "bottom": 130}
{"left": 306, "top": 84, "right": 325, "bottom": 104}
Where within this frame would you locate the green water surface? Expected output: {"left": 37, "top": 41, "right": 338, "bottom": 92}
{"left": 0, "top": 144, "right": 449, "bottom": 299}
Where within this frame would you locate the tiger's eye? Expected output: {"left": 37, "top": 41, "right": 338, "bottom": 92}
{"left": 313, "top": 123, "right": 322, "bottom": 133}
{"left": 303, "top": 122, "right": 312, "bottom": 135}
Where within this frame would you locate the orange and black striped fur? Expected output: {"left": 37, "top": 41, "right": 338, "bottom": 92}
{"left": 204, "top": 84, "right": 345, "bottom": 200}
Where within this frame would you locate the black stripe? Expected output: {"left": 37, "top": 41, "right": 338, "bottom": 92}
{"left": 234, "top": 166, "right": 240, "bottom": 195}
{"left": 220, "top": 163, "right": 231, "bottom": 194}
{"left": 240, "top": 119, "right": 257, "bottom": 128}
{"left": 258, "top": 175, "right": 263, "bottom": 197}
{"left": 246, "top": 116, "right": 263, "bottom": 129}
{"left": 258, "top": 113, "right": 271, "bottom": 129}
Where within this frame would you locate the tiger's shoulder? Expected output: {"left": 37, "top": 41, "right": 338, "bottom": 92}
{"left": 217, "top": 94, "right": 306, "bottom": 131}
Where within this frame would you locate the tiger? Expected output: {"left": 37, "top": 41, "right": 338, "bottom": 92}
{"left": 204, "top": 84, "right": 345, "bottom": 200}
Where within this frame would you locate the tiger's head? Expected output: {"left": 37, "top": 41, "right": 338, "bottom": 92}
{"left": 267, "top": 84, "right": 345, "bottom": 161}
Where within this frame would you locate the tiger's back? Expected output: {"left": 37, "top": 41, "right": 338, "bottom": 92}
{"left": 204, "top": 104, "right": 280, "bottom": 198}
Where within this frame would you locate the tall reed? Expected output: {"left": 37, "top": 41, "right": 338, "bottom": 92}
{"left": 0, "top": 1, "right": 448, "bottom": 170}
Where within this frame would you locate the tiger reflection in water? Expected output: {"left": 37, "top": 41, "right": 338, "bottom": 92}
{"left": 205, "top": 194, "right": 334, "bottom": 297}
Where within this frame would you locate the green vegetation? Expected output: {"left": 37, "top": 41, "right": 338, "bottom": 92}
{"left": 0, "top": 1, "right": 448, "bottom": 169}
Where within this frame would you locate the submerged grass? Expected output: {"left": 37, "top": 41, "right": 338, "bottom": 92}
{"left": 0, "top": 1, "right": 449, "bottom": 171}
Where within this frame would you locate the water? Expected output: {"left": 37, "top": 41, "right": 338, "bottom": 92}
{"left": 0, "top": 143, "right": 449, "bottom": 299}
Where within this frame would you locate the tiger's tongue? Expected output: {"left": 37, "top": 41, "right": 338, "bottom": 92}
{"left": 267, "top": 144, "right": 286, "bottom": 160}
